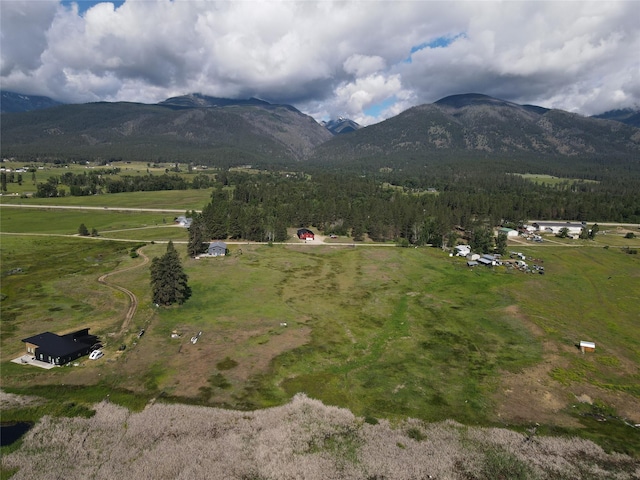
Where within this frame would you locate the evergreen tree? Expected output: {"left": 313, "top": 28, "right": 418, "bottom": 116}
{"left": 470, "top": 226, "right": 494, "bottom": 254}
{"left": 78, "top": 223, "right": 89, "bottom": 236}
{"left": 495, "top": 232, "right": 508, "bottom": 255}
{"left": 150, "top": 241, "right": 191, "bottom": 306}
{"left": 187, "top": 214, "right": 209, "bottom": 257}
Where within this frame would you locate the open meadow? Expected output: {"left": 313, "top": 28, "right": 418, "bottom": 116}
{"left": 1, "top": 204, "right": 639, "bottom": 469}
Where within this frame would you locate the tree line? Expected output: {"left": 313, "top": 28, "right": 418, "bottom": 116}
{"left": 32, "top": 171, "right": 215, "bottom": 197}
{"left": 186, "top": 168, "right": 640, "bottom": 255}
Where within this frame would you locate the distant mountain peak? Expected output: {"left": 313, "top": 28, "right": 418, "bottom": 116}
{"left": 592, "top": 108, "right": 640, "bottom": 128}
{"left": 1, "top": 91, "right": 63, "bottom": 113}
{"left": 322, "top": 117, "right": 361, "bottom": 135}
{"left": 158, "top": 93, "right": 271, "bottom": 109}
{"left": 435, "top": 93, "right": 521, "bottom": 109}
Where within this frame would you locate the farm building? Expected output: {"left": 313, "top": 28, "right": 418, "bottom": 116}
{"left": 207, "top": 241, "right": 227, "bottom": 256}
{"left": 467, "top": 260, "right": 479, "bottom": 267}
{"left": 454, "top": 245, "right": 470, "bottom": 256}
{"left": 533, "top": 222, "right": 584, "bottom": 236}
{"left": 22, "top": 328, "right": 98, "bottom": 366}
{"left": 497, "top": 227, "right": 519, "bottom": 237}
{"left": 580, "top": 341, "right": 596, "bottom": 353}
{"left": 297, "top": 228, "right": 315, "bottom": 240}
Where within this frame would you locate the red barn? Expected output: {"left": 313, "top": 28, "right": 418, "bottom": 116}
{"left": 297, "top": 228, "right": 315, "bottom": 240}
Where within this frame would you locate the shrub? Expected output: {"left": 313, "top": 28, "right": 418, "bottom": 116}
{"left": 216, "top": 357, "right": 239, "bottom": 370}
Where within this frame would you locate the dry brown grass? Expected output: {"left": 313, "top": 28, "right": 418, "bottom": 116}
{"left": 3, "top": 394, "right": 638, "bottom": 479}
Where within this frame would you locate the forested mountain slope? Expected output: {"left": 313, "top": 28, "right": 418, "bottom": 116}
{"left": 2, "top": 93, "right": 639, "bottom": 176}
{"left": 310, "top": 94, "right": 640, "bottom": 172}
{"left": 0, "top": 98, "right": 332, "bottom": 165}
{"left": 1, "top": 91, "right": 63, "bottom": 113}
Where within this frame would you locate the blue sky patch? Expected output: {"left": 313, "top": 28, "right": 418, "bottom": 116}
{"left": 405, "top": 33, "right": 466, "bottom": 63}
{"left": 364, "top": 96, "right": 397, "bottom": 118}
{"left": 61, "top": 1, "right": 125, "bottom": 15}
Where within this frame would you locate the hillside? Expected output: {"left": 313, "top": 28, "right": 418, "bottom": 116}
{"left": 2, "top": 93, "right": 639, "bottom": 172}
{"left": 592, "top": 108, "right": 640, "bottom": 128}
{"left": 0, "top": 97, "right": 332, "bottom": 165}
{"left": 310, "top": 93, "right": 640, "bottom": 168}
{"left": 0, "top": 91, "right": 63, "bottom": 113}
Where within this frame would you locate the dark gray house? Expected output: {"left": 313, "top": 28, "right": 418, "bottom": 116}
{"left": 22, "top": 328, "right": 98, "bottom": 366}
{"left": 207, "top": 241, "right": 227, "bottom": 256}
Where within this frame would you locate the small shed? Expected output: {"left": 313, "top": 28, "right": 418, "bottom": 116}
{"left": 466, "top": 253, "right": 480, "bottom": 261}
{"left": 467, "top": 260, "right": 479, "bottom": 267}
{"left": 454, "top": 245, "right": 470, "bottom": 256}
{"left": 580, "top": 341, "right": 596, "bottom": 353}
{"left": 207, "top": 241, "right": 227, "bottom": 256}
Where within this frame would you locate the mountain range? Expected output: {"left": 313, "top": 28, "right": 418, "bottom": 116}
{"left": 1, "top": 91, "right": 62, "bottom": 113}
{"left": 1, "top": 91, "right": 638, "bottom": 169}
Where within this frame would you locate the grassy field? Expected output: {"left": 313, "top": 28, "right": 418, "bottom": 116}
{"left": 514, "top": 173, "right": 599, "bottom": 186}
{"left": 1, "top": 207, "right": 639, "bottom": 457}
{"left": 0, "top": 188, "right": 212, "bottom": 211}
{"left": 0, "top": 207, "right": 180, "bottom": 236}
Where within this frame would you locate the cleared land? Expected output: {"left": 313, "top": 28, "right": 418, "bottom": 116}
{"left": 1, "top": 205, "right": 639, "bottom": 466}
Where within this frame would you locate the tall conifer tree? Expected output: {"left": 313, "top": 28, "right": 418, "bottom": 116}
{"left": 150, "top": 241, "right": 191, "bottom": 306}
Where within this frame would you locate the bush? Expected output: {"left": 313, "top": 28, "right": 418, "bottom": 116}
{"left": 216, "top": 357, "right": 238, "bottom": 370}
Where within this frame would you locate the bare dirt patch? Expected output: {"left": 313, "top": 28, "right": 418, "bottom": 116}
{"left": 493, "top": 305, "right": 579, "bottom": 427}
{"left": 112, "top": 319, "right": 312, "bottom": 401}
{"left": 493, "top": 305, "right": 640, "bottom": 427}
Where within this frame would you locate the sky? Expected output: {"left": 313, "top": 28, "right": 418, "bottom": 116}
{"left": 1, "top": 1, "right": 639, "bottom": 125}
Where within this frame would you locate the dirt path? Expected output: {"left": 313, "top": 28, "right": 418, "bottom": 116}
{"left": 97, "top": 246, "right": 149, "bottom": 336}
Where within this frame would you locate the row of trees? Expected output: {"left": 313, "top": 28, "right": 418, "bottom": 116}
{"left": 33, "top": 172, "right": 215, "bottom": 197}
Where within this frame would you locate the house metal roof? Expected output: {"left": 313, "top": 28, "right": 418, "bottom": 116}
{"left": 22, "top": 332, "right": 91, "bottom": 357}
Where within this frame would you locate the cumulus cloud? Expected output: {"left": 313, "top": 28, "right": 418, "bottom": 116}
{"left": 0, "top": 0, "right": 638, "bottom": 124}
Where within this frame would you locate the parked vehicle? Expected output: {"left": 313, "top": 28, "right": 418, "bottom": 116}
{"left": 89, "top": 350, "right": 104, "bottom": 360}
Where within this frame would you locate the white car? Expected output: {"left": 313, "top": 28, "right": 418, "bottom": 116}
{"left": 89, "top": 349, "right": 104, "bottom": 360}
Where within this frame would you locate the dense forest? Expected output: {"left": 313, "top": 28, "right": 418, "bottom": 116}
{"left": 183, "top": 167, "right": 640, "bottom": 254}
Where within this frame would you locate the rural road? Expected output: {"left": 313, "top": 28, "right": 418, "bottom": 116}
{"left": 97, "top": 246, "right": 149, "bottom": 336}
